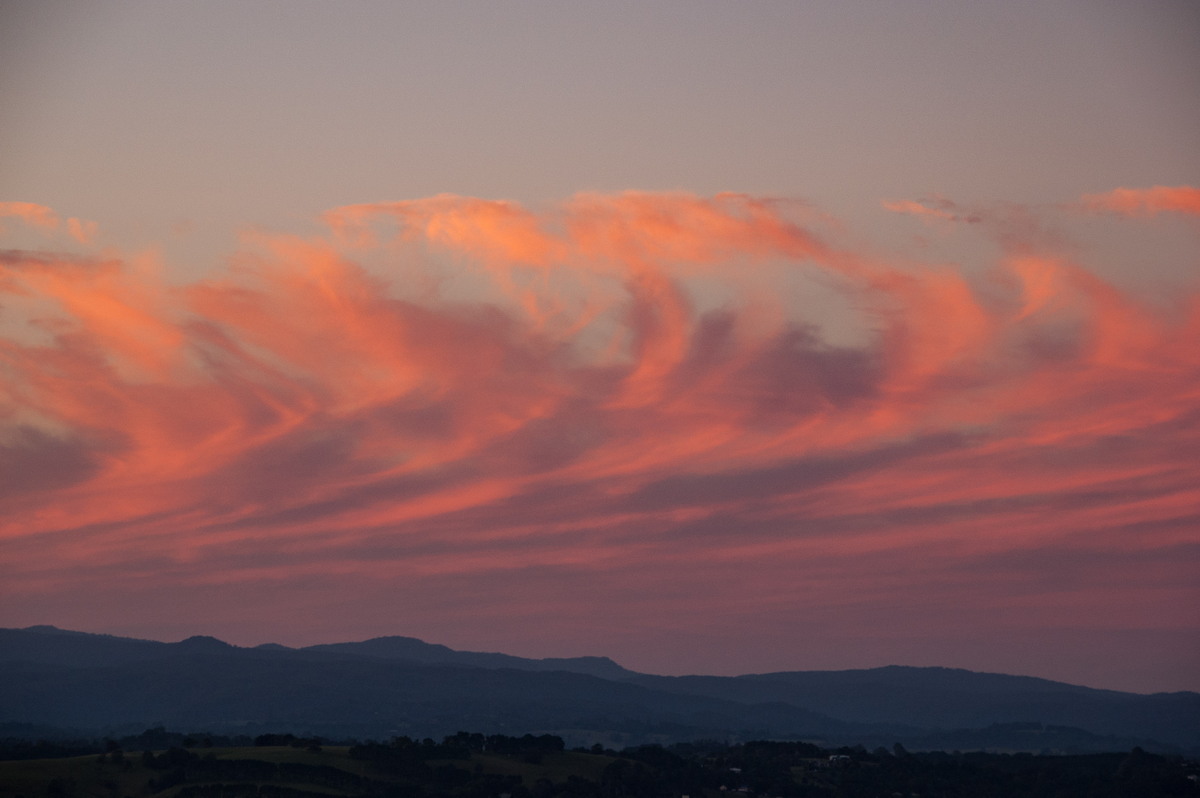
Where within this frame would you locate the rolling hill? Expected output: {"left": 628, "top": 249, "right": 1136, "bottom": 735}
{"left": 2, "top": 626, "right": 1195, "bottom": 753}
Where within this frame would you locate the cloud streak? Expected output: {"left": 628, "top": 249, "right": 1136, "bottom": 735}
{"left": 1081, "top": 186, "right": 1200, "bottom": 218}
{"left": 0, "top": 202, "right": 98, "bottom": 243}
{"left": 1, "top": 191, "right": 1197, "bottom": 690}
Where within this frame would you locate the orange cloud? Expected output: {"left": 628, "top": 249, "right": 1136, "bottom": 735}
{"left": 2, "top": 193, "right": 1197, "bottom": 690}
{"left": 0, "top": 202, "right": 100, "bottom": 243}
{"left": 882, "top": 197, "right": 982, "bottom": 224}
{"left": 0, "top": 202, "right": 60, "bottom": 231}
{"left": 66, "top": 217, "right": 99, "bottom": 245}
{"left": 1081, "top": 185, "right": 1200, "bottom": 217}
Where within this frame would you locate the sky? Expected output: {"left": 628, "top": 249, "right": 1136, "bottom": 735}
{"left": 1, "top": 1, "right": 1198, "bottom": 695}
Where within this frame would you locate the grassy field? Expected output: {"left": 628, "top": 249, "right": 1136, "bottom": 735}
{"left": 3, "top": 739, "right": 1194, "bottom": 798}
{"left": 0, "top": 753, "right": 158, "bottom": 798}
{"left": 451, "top": 750, "right": 611, "bottom": 784}
{"left": 207, "top": 747, "right": 354, "bottom": 766}
{"left": 0, "top": 745, "right": 622, "bottom": 798}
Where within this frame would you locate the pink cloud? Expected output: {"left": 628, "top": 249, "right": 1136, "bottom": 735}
{"left": 882, "top": 197, "right": 983, "bottom": 224}
{"left": 66, "top": 217, "right": 99, "bottom": 245}
{"left": 0, "top": 201, "right": 60, "bottom": 231}
{"left": 1081, "top": 185, "right": 1200, "bottom": 218}
{"left": 0, "top": 202, "right": 100, "bottom": 243}
{"left": 1, "top": 192, "right": 1197, "bottom": 690}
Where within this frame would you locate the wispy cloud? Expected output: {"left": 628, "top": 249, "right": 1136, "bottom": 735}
{"left": 0, "top": 202, "right": 98, "bottom": 243}
{"left": 1081, "top": 185, "right": 1200, "bottom": 217}
{"left": 0, "top": 202, "right": 61, "bottom": 232}
{"left": 2, "top": 191, "right": 1196, "bottom": 685}
{"left": 882, "top": 197, "right": 983, "bottom": 224}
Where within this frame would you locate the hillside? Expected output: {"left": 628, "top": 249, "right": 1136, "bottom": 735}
{"left": 1, "top": 626, "right": 1195, "bottom": 753}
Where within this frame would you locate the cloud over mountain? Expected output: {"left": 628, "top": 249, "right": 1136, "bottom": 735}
{"left": 1, "top": 190, "right": 1196, "bottom": 689}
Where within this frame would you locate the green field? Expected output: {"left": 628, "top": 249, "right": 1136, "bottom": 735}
{"left": 0, "top": 752, "right": 159, "bottom": 798}
{"left": 0, "top": 745, "right": 629, "bottom": 798}
{"left": 1, "top": 736, "right": 1194, "bottom": 798}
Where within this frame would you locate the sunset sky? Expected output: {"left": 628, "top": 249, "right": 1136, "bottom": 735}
{"left": 2, "top": 1, "right": 1198, "bottom": 694}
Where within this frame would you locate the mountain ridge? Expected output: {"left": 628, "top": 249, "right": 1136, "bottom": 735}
{"left": 2, "top": 625, "right": 1195, "bottom": 753}
{"left": 299, "top": 634, "right": 633, "bottom": 680}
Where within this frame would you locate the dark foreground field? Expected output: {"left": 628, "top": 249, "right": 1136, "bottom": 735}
{"left": 2, "top": 732, "right": 1197, "bottom": 798}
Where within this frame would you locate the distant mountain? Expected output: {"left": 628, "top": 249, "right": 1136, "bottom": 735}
{"left": 1, "top": 625, "right": 1195, "bottom": 753}
{"left": 625, "top": 666, "right": 1200, "bottom": 751}
{"left": 0, "top": 625, "right": 171, "bottom": 667}
{"left": 302, "top": 635, "right": 633, "bottom": 680}
{"left": 0, "top": 626, "right": 630, "bottom": 681}
{"left": 0, "top": 629, "right": 844, "bottom": 747}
